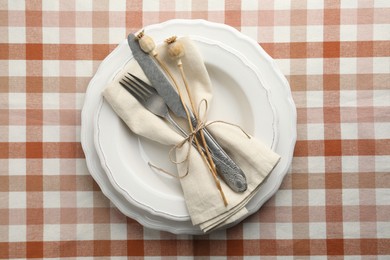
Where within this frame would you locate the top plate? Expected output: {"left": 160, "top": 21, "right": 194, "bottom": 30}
{"left": 81, "top": 19, "right": 296, "bottom": 234}
{"left": 94, "top": 36, "right": 279, "bottom": 220}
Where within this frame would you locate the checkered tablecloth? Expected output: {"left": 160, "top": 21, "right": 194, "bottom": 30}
{"left": 1, "top": 0, "right": 389, "bottom": 258}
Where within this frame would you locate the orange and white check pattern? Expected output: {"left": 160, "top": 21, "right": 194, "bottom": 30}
{"left": 1, "top": 0, "right": 389, "bottom": 258}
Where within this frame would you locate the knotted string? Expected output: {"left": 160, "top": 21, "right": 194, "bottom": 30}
{"left": 148, "top": 99, "right": 251, "bottom": 180}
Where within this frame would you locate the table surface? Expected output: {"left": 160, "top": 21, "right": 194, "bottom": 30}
{"left": 1, "top": 0, "right": 389, "bottom": 258}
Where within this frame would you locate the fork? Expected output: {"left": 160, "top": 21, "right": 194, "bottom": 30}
{"left": 120, "top": 73, "right": 247, "bottom": 193}
{"left": 120, "top": 74, "right": 188, "bottom": 137}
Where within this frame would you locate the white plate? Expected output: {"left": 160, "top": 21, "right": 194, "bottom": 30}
{"left": 81, "top": 19, "right": 296, "bottom": 234}
{"left": 95, "top": 36, "right": 279, "bottom": 220}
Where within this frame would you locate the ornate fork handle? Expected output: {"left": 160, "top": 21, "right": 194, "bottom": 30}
{"left": 163, "top": 110, "right": 247, "bottom": 192}
{"left": 189, "top": 113, "right": 247, "bottom": 193}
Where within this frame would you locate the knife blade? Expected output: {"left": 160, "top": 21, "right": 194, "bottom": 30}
{"left": 127, "top": 33, "right": 247, "bottom": 192}
{"left": 127, "top": 34, "right": 187, "bottom": 119}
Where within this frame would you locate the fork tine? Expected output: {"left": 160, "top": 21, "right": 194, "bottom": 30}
{"left": 127, "top": 73, "right": 156, "bottom": 95}
{"left": 120, "top": 78, "right": 146, "bottom": 103}
{"left": 123, "top": 75, "right": 152, "bottom": 98}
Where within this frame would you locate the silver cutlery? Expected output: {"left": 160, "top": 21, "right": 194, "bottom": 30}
{"left": 120, "top": 73, "right": 225, "bottom": 159}
{"left": 120, "top": 73, "right": 188, "bottom": 137}
{"left": 120, "top": 72, "right": 247, "bottom": 192}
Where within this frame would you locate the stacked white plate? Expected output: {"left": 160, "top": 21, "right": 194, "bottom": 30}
{"left": 81, "top": 19, "right": 296, "bottom": 235}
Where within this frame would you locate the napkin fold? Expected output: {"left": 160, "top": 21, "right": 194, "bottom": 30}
{"left": 103, "top": 37, "right": 280, "bottom": 232}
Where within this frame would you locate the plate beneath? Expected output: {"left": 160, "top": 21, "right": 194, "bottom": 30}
{"left": 81, "top": 19, "right": 296, "bottom": 234}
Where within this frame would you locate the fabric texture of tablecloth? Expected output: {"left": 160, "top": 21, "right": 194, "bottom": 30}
{"left": 1, "top": 0, "right": 389, "bottom": 258}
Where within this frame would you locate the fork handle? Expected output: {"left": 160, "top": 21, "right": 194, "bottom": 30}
{"left": 190, "top": 116, "right": 248, "bottom": 193}
{"left": 166, "top": 113, "right": 247, "bottom": 192}
{"left": 200, "top": 126, "right": 247, "bottom": 193}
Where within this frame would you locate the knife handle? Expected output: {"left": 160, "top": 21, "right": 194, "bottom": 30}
{"left": 191, "top": 117, "right": 247, "bottom": 193}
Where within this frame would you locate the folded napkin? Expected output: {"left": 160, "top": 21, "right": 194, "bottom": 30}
{"left": 103, "top": 37, "right": 280, "bottom": 232}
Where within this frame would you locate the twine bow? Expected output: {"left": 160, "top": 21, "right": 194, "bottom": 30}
{"left": 149, "top": 99, "right": 251, "bottom": 191}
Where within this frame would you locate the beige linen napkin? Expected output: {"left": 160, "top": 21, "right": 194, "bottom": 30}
{"left": 103, "top": 37, "right": 280, "bottom": 232}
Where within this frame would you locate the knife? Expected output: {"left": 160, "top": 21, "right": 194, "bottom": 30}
{"left": 127, "top": 33, "right": 247, "bottom": 193}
